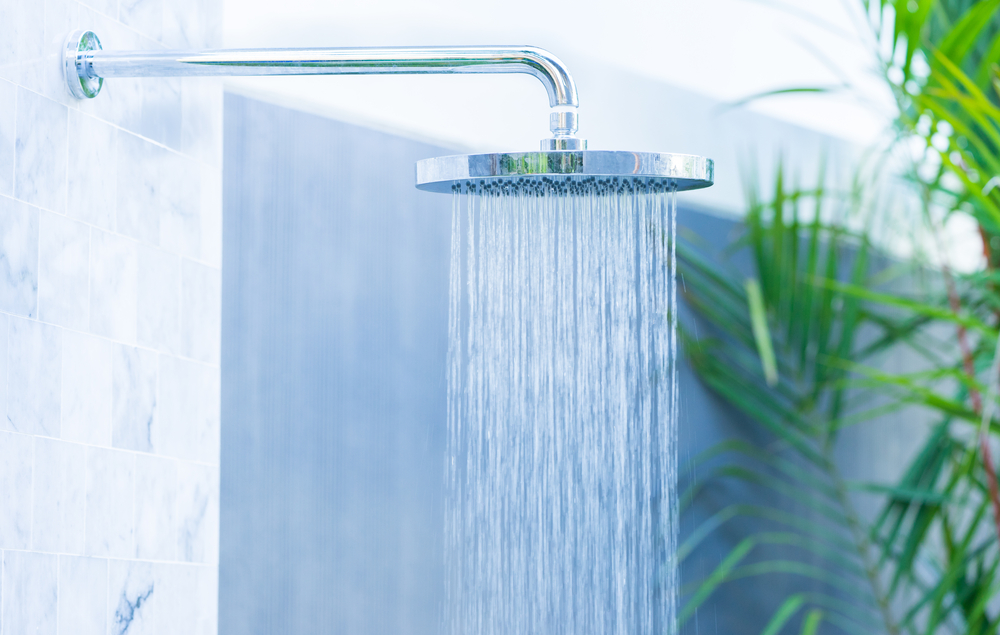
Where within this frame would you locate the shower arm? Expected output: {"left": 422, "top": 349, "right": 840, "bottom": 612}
{"left": 64, "top": 30, "right": 585, "bottom": 151}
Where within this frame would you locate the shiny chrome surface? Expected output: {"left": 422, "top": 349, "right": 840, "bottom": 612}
{"left": 541, "top": 111, "right": 585, "bottom": 150}
{"left": 540, "top": 136, "right": 588, "bottom": 151}
{"left": 415, "top": 151, "right": 714, "bottom": 193}
{"left": 67, "top": 35, "right": 578, "bottom": 107}
{"left": 548, "top": 111, "right": 578, "bottom": 136}
{"left": 64, "top": 30, "right": 103, "bottom": 99}
{"left": 65, "top": 30, "right": 586, "bottom": 142}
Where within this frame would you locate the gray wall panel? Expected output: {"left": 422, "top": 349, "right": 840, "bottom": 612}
{"left": 221, "top": 93, "right": 451, "bottom": 635}
{"left": 220, "top": 93, "right": 843, "bottom": 635}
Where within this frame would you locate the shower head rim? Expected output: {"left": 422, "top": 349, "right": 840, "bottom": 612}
{"left": 415, "top": 150, "right": 714, "bottom": 193}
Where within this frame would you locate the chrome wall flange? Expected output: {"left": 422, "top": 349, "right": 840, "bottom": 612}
{"left": 64, "top": 30, "right": 103, "bottom": 99}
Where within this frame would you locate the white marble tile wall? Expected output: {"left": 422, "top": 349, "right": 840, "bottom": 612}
{"left": 0, "top": 0, "right": 222, "bottom": 632}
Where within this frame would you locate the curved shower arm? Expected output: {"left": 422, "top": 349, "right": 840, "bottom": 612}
{"left": 84, "top": 46, "right": 579, "bottom": 108}
{"left": 64, "top": 30, "right": 584, "bottom": 147}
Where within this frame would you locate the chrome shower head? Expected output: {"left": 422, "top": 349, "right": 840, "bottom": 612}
{"left": 63, "top": 29, "right": 589, "bottom": 151}
{"left": 415, "top": 151, "right": 714, "bottom": 193}
{"left": 62, "top": 29, "right": 714, "bottom": 191}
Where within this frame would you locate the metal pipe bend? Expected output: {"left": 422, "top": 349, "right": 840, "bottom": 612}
{"left": 64, "top": 31, "right": 583, "bottom": 144}
{"left": 68, "top": 32, "right": 578, "bottom": 108}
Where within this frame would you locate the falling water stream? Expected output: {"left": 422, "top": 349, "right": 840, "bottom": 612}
{"left": 445, "top": 177, "right": 680, "bottom": 635}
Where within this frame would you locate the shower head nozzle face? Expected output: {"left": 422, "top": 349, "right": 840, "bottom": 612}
{"left": 415, "top": 151, "right": 714, "bottom": 193}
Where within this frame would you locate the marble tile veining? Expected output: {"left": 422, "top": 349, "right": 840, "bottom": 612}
{"left": 36, "top": 0, "right": 82, "bottom": 105}
{"left": 181, "top": 259, "right": 221, "bottom": 364}
{"left": 38, "top": 211, "right": 90, "bottom": 330}
{"left": 0, "top": 0, "right": 222, "bottom": 635}
{"left": 181, "top": 80, "right": 224, "bottom": 168}
{"left": 137, "top": 245, "right": 180, "bottom": 354}
{"left": 112, "top": 344, "right": 158, "bottom": 453}
{"left": 107, "top": 76, "right": 145, "bottom": 136}
{"left": 158, "top": 564, "right": 217, "bottom": 635}
{"left": 78, "top": 0, "right": 117, "bottom": 20}
{"left": 0, "top": 195, "right": 39, "bottom": 317}
{"left": 68, "top": 110, "right": 117, "bottom": 230}
{"left": 0, "top": 429, "right": 33, "bottom": 549}
{"left": 0, "top": 312, "right": 7, "bottom": 417}
{"left": 141, "top": 77, "right": 183, "bottom": 150}
{"left": 134, "top": 454, "right": 178, "bottom": 561}
{"left": 0, "top": 0, "right": 83, "bottom": 107}
{"left": 158, "top": 355, "right": 219, "bottom": 463}
{"left": 116, "top": 132, "right": 162, "bottom": 244}
{"left": 61, "top": 330, "right": 113, "bottom": 446}
{"left": 0, "top": 0, "right": 222, "bottom": 632}
{"left": 118, "top": 130, "right": 202, "bottom": 256}
{"left": 118, "top": 0, "right": 164, "bottom": 42}
{"left": 177, "top": 462, "right": 219, "bottom": 564}
{"left": 159, "top": 153, "right": 201, "bottom": 259}
{"left": 0, "top": 0, "right": 45, "bottom": 86}
{"left": 58, "top": 556, "right": 108, "bottom": 635}
{"left": 2, "top": 551, "right": 58, "bottom": 635}
{"left": 195, "top": 565, "right": 220, "bottom": 634}
{"left": 32, "top": 437, "right": 86, "bottom": 554}
{"left": 0, "top": 79, "right": 14, "bottom": 196}
{"left": 109, "top": 562, "right": 218, "bottom": 635}
{"left": 90, "top": 228, "right": 138, "bottom": 342}
{"left": 108, "top": 560, "right": 158, "bottom": 635}
{"left": 200, "top": 164, "right": 223, "bottom": 268}
{"left": 14, "top": 87, "right": 67, "bottom": 212}
{"left": 85, "top": 447, "right": 134, "bottom": 558}
{"left": 164, "top": 0, "right": 221, "bottom": 49}
{"left": 8, "top": 317, "right": 62, "bottom": 437}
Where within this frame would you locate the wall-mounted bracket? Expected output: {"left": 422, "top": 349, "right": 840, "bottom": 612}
{"left": 65, "top": 30, "right": 104, "bottom": 99}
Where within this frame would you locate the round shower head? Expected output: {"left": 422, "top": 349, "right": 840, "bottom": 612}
{"left": 415, "top": 151, "right": 713, "bottom": 193}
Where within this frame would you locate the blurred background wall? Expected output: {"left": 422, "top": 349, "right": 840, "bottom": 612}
{"left": 221, "top": 93, "right": 450, "bottom": 635}
{"left": 215, "top": 1, "right": 945, "bottom": 633}
{"left": 219, "top": 90, "right": 856, "bottom": 634}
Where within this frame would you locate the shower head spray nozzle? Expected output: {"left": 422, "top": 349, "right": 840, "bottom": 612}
{"left": 415, "top": 151, "right": 713, "bottom": 193}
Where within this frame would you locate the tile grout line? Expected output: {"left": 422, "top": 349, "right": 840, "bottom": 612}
{"left": 0, "top": 546, "right": 212, "bottom": 567}
{"left": 0, "top": 191, "right": 223, "bottom": 271}
{"left": 0, "top": 427, "right": 220, "bottom": 469}
{"left": 3, "top": 9, "right": 222, "bottom": 629}
{"left": 0, "top": 307, "right": 221, "bottom": 370}
{"left": 55, "top": 81, "right": 220, "bottom": 163}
